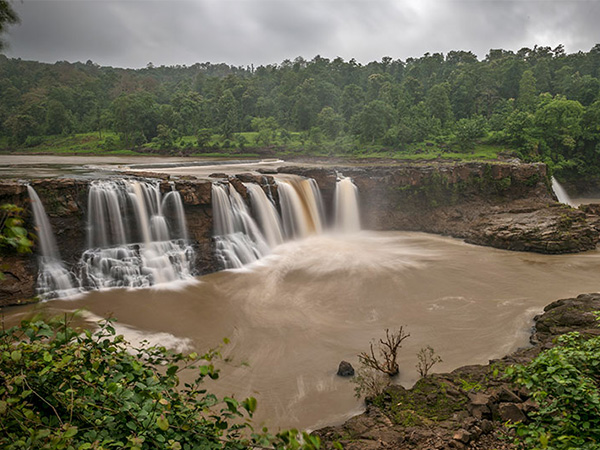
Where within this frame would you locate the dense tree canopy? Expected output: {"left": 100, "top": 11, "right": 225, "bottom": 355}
{"left": 2, "top": 45, "right": 600, "bottom": 181}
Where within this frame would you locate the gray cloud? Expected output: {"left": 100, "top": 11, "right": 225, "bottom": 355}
{"left": 4, "top": 0, "right": 600, "bottom": 68}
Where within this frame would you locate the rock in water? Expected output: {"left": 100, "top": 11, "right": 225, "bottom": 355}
{"left": 337, "top": 361, "right": 355, "bottom": 377}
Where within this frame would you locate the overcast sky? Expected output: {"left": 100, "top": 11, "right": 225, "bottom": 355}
{"left": 3, "top": 0, "right": 600, "bottom": 68}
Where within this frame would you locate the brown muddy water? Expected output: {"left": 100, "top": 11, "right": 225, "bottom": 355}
{"left": 4, "top": 231, "right": 600, "bottom": 431}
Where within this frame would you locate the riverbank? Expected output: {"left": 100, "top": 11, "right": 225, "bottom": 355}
{"left": 316, "top": 292, "right": 600, "bottom": 450}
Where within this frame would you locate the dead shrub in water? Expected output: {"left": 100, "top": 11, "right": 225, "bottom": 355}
{"left": 358, "top": 327, "right": 410, "bottom": 376}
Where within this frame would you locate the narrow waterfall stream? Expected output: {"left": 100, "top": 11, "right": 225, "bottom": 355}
{"left": 335, "top": 175, "right": 361, "bottom": 233}
{"left": 27, "top": 186, "right": 78, "bottom": 298}
{"left": 551, "top": 176, "right": 574, "bottom": 206}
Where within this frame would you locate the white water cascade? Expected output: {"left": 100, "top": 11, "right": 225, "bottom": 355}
{"left": 212, "top": 183, "right": 270, "bottom": 269}
{"left": 335, "top": 176, "right": 361, "bottom": 233}
{"left": 80, "top": 180, "right": 194, "bottom": 290}
{"left": 212, "top": 175, "right": 334, "bottom": 268}
{"left": 551, "top": 177, "right": 575, "bottom": 206}
{"left": 27, "top": 186, "right": 78, "bottom": 298}
{"left": 245, "top": 183, "right": 284, "bottom": 248}
{"left": 276, "top": 177, "right": 324, "bottom": 239}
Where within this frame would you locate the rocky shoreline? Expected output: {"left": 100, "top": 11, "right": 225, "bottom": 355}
{"left": 316, "top": 293, "right": 600, "bottom": 450}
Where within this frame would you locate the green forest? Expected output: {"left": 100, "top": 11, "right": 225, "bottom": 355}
{"left": 2, "top": 45, "right": 600, "bottom": 185}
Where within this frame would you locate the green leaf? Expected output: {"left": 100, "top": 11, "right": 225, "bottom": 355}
{"left": 166, "top": 365, "right": 179, "bottom": 377}
{"left": 242, "top": 397, "right": 257, "bottom": 414}
{"left": 10, "top": 350, "right": 21, "bottom": 362}
{"left": 64, "top": 426, "right": 78, "bottom": 438}
{"left": 156, "top": 414, "right": 169, "bottom": 431}
{"left": 0, "top": 400, "right": 7, "bottom": 414}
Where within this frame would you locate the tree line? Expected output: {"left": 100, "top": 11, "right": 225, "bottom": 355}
{"left": 2, "top": 44, "right": 600, "bottom": 181}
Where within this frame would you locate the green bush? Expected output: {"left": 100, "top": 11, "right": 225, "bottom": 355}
{"left": 507, "top": 331, "right": 600, "bottom": 449}
{"left": 0, "top": 315, "right": 320, "bottom": 450}
{"left": 0, "top": 203, "right": 33, "bottom": 255}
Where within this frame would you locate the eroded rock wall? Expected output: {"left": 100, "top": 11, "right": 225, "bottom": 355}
{"left": 280, "top": 162, "right": 600, "bottom": 254}
{"left": 1, "top": 161, "right": 598, "bottom": 306}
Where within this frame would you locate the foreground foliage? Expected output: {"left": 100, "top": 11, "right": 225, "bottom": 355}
{"left": 0, "top": 315, "right": 320, "bottom": 450}
{"left": 0, "top": 203, "right": 33, "bottom": 255}
{"left": 508, "top": 331, "right": 600, "bottom": 449}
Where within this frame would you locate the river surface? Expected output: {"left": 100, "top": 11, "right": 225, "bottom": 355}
{"left": 4, "top": 230, "right": 600, "bottom": 431}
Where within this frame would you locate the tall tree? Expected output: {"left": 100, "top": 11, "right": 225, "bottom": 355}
{"left": 0, "top": 0, "right": 18, "bottom": 50}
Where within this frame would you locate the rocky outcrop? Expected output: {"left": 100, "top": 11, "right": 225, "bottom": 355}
{"left": 2, "top": 161, "right": 599, "bottom": 306}
{"left": 0, "top": 177, "right": 219, "bottom": 307}
{"left": 315, "top": 293, "right": 600, "bottom": 450}
{"left": 280, "top": 162, "right": 600, "bottom": 254}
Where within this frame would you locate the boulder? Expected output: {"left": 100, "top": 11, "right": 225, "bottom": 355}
{"left": 337, "top": 360, "right": 355, "bottom": 377}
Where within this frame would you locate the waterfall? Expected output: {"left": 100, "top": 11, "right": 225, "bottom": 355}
{"left": 276, "top": 177, "right": 324, "bottom": 238}
{"left": 162, "top": 189, "right": 189, "bottom": 240}
{"left": 27, "top": 186, "right": 77, "bottom": 299}
{"left": 212, "top": 184, "right": 270, "bottom": 269}
{"left": 551, "top": 177, "right": 575, "bottom": 206}
{"left": 80, "top": 180, "right": 194, "bottom": 290}
{"left": 211, "top": 175, "right": 333, "bottom": 269}
{"left": 245, "top": 183, "right": 284, "bottom": 248}
{"left": 335, "top": 176, "right": 361, "bottom": 232}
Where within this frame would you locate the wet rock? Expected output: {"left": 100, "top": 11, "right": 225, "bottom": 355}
{"left": 209, "top": 172, "right": 227, "bottom": 178}
{"left": 498, "top": 403, "right": 526, "bottom": 423}
{"left": 337, "top": 361, "right": 355, "bottom": 377}
{"left": 235, "top": 173, "right": 261, "bottom": 183}
{"left": 491, "top": 387, "right": 522, "bottom": 404}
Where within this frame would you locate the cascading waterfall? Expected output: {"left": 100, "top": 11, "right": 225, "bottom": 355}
{"left": 245, "top": 183, "right": 284, "bottom": 248}
{"left": 335, "top": 176, "right": 361, "bottom": 232}
{"left": 276, "top": 177, "right": 324, "bottom": 238}
{"left": 212, "top": 175, "right": 337, "bottom": 268}
{"left": 212, "top": 183, "right": 269, "bottom": 269}
{"left": 551, "top": 176, "right": 575, "bottom": 206}
{"left": 27, "top": 185, "right": 78, "bottom": 298}
{"left": 80, "top": 180, "right": 194, "bottom": 290}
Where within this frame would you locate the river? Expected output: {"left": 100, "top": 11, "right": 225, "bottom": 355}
{"left": 4, "top": 229, "right": 600, "bottom": 431}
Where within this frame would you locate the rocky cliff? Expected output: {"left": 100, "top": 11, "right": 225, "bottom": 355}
{"left": 279, "top": 161, "right": 600, "bottom": 254}
{"left": 1, "top": 161, "right": 598, "bottom": 306}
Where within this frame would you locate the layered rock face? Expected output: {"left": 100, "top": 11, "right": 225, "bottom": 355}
{"left": 280, "top": 162, "right": 600, "bottom": 254}
{"left": 1, "top": 161, "right": 599, "bottom": 306}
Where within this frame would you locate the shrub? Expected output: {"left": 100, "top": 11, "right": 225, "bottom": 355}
{"left": 358, "top": 327, "right": 410, "bottom": 376}
{"left": 416, "top": 346, "right": 442, "bottom": 378}
{"left": 0, "top": 203, "right": 33, "bottom": 255}
{"left": 0, "top": 315, "right": 320, "bottom": 450}
{"left": 507, "top": 331, "right": 600, "bottom": 449}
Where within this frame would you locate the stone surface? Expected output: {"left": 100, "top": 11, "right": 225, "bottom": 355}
{"left": 337, "top": 360, "right": 355, "bottom": 377}
{"left": 498, "top": 403, "right": 526, "bottom": 423}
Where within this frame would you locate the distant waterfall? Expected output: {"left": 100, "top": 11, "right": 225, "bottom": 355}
{"left": 27, "top": 186, "right": 78, "bottom": 299}
{"left": 211, "top": 175, "right": 333, "bottom": 269}
{"left": 335, "top": 176, "right": 361, "bottom": 232}
{"left": 551, "top": 177, "right": 575, "bottom": 206}
{"left": 79, "top": 180, "right": 194, "bottom": 290}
